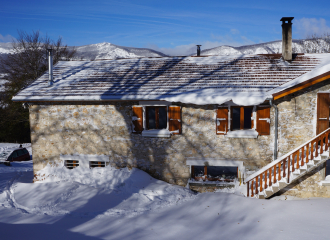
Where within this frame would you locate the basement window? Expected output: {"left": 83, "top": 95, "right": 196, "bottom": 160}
{"left": 89, "top": 161, "right": 106, "bottom": 168}
{"left": 191, "top": 166, "right": 238, "bottom": 182}
{"left": 64, "top": 160, "right": 79, "bottom": 169}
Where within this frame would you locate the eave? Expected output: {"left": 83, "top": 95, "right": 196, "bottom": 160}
{"left": 272, "top": 71, "right": 330, "bottom": 100}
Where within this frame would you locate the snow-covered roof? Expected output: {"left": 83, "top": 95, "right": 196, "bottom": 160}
{"left": 12, "top": 53, "right": 330, "bottom": 105}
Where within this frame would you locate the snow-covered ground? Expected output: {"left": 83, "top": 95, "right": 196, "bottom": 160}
{"left": 1, "top": 144, "right": 330, "bottom": 239}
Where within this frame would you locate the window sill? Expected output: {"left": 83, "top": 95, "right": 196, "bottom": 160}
{"left": 188, "top": 179, "right": 236, "bottom": 186}
{"left": 226, "top": 129, "right": 258, "bottom": 139}
{"left": 320, "top": 181, "right": 330, "bottom": 186}
{"left": 142, "top": 129, "right": 171, "bottom": 138}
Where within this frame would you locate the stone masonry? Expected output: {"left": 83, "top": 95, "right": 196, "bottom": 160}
{"left": 29, "top": 101, "right": 275, "bottom": 187}
{"left": 29, "top": 79, "right": 330, "bottom": 196}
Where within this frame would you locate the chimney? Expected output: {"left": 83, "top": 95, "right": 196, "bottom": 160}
{"left": 196, "top": 45, "right": 201, "bottom": 56}
{"left": 47, "top": 48, "right": 54, "bottom": 86}
{"left": 280, "top": 17, "right": 294, "bottom": 61}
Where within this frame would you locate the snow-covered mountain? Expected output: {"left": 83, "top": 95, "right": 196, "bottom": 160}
{"left": 0, "top": 42, "right": 13, "bottom": 55}
{"left": 72, "top": 42, "right": 167, "bottom": 60}
{"left": 0, "top": 42, "right": 167, "bottom": 61}
{"left": 2, "top": 38, "right": 330, "bottom": 61}
{"left": 201, "top": 38, "right": 330, "bottom": 56}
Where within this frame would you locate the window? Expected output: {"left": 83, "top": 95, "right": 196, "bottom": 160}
{"left": 191, "top": 166, "right": 238, "bottom": 182}
{"left": 146, "top": 106, "right": 167, "bottom": 130}
{"left": 231, "top": 106, "right": 253, "bottom": 130}
{"left": 132, "top": 104, "right": 181, "bottom": 136}
{"left": 90, "top": 161, "right": 106, "bottom": 168}
{"left": 17, "top": 149, "right": 25, "bottom": 156}
{"left": 10, "top": 151, "right": 18, "bottom": 159}
{"left": 216, "top": 105, "right": 270, "bottom": 136}
{"left": 65, "top": 160, "right": 79, "bottom": 169}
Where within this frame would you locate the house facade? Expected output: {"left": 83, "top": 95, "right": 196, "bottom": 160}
{"left": 13, "top": 19, "right": 330, "bottom": 198}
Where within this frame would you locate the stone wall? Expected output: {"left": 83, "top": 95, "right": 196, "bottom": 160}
{"left": 271, "top": 79, "right": 330, "bottom": 198}
{"left": 29, "top": 101, "right": 275, "bottom": 187}
{"left": 28, "top": 79, "right": 330, "bottom": 196}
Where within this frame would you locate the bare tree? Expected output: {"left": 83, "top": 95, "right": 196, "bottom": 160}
{"left": 303, "top": 33, "right": 330, "bottom": 53}
{"left": 0, "top": 30, "right": 76, "bottom": 142}
{"left": 1, "top": 30, "right": 75, "bottom": 99}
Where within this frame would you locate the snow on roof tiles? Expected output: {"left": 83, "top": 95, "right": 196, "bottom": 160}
{"left": 12, "top": 54, "right": 327, "bottom": 105}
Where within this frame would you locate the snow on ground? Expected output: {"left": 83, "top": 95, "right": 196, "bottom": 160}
{"left": 1, "top": 146, "right": 330, "bottom": 239}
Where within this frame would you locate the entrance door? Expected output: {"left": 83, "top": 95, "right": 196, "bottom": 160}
{"left": 317, "top": 93, "right": 330, "bottom": 134}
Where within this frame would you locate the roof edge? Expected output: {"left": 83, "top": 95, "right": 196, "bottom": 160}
{"left": 273, "top": 70, "right": 330, "bottom": 100}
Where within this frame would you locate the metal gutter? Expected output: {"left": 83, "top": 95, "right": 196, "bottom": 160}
{"left": 269, "top": 98, "right": 278, "bottom": 160}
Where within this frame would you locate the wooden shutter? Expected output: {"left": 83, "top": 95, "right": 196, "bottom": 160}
{"left": 317, "top": 93, "right": 330, "bottom": 134}
{"left": 216, "top": 108, "right": 228, "bottom": 135}
{"left": 257, "top": 106, "right": 270, "bottom": 135}
{"left": 132, "top": 106, "right": 143, "bottom": 133}
{"left": 169, "top": 106, "right": 181, "bottom": 134}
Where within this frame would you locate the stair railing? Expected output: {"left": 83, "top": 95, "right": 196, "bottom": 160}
{"left": 245, "top": 128, "right": 330, "bottom": 198}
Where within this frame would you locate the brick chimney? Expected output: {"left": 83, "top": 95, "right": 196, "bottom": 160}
{"left": 280, "top": 17, "right": 294, "bottom": 61}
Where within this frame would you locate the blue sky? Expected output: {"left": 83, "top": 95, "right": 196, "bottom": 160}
{"left": 1, "top": 0, "right": 330, "bottom": 55}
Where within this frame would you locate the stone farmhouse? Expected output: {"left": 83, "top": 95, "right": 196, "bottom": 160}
{"left": 13, "top": 18, "right": 330, "bottom": 198}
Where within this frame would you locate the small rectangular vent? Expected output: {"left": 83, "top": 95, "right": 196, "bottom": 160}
{"left": 65, "top": 160, "right": 79, "bottom": 169}
{"left": 90, "top": 161, "right": 106, "bottom": 168}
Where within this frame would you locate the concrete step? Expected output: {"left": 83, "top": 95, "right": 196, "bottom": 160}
{"left": 257, "top": 193, "right": 265, "bottom": 199}
{"left": 313, "top": 156, "right": 321, "bottom": 163}
{"left": 299, "top": 167, "right": 307, "bottom": 173}
{"left": 278, "top": 179, "right": 288, "bottom": 188}
{"left": 264, "top": 188, "right": 274, "bottom": 196}
{"left": 306, "top": 162, "right": 315, "bottom": 169}
{"left": 271, "top": 183, "right": 280, "bottom": 192}
{"left": 292, "top": 170, "right": 301, "bottom": 177}
{"left": 320, "top": 153, "right": 329, "bottom": 160}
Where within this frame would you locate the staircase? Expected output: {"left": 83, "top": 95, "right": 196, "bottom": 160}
{"left": 245, "top": 128, "right": 330, "bottom": 199}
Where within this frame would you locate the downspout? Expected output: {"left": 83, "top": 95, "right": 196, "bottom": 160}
{"left": 269, "top": 98, "right": 278, "bottom": 160}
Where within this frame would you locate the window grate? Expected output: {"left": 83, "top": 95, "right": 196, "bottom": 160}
{"left": 65, "top": 160, "right": 79, "bottom": 169}
{"left": 90, "top": 161, "right": 106, "bottom": 168}
{"left": 191, "top": 166, "right": 240, "bottom": 182}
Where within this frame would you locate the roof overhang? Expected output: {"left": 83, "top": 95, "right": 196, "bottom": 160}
{"left": 272, "top": 71, "right": 330, "bottom": 100}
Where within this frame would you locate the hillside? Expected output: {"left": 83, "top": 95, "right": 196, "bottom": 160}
{"left": 201, "top": 38, "right": 330, "bottom": 56}
{"left": 72, "top": 42, "right": 167, "bottom": 60}
{"left": 0, "top": 42, "right": 167, "bottom": 60}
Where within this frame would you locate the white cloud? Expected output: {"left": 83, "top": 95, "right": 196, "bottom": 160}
{"left": 0, "top": 34, "right": 15, "bottom": 42}
{"left": 230, "top": 29, "right": 239, "bottom": 35}
{"left": 295, "top": 18, "right": 330, "bottom": 38}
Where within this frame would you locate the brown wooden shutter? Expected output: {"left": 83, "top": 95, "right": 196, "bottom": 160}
{"left": 257, "top": 106, "right": 270, "bottom": 135}
{"left": 216, "top": 108, "right": 228, "bottom": 135}
{"left": 132, "top": 106, "right": 143, "bottom": 133}
{"left": 317, "top": 93, "right": 330, "bottom": 134}
{"left": 169, "top": 106, "right": 181, "bottom": 134}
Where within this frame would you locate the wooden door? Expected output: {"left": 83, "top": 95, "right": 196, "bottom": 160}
{"left": 317, "top": 93, "right": 330, "bottom": 134}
